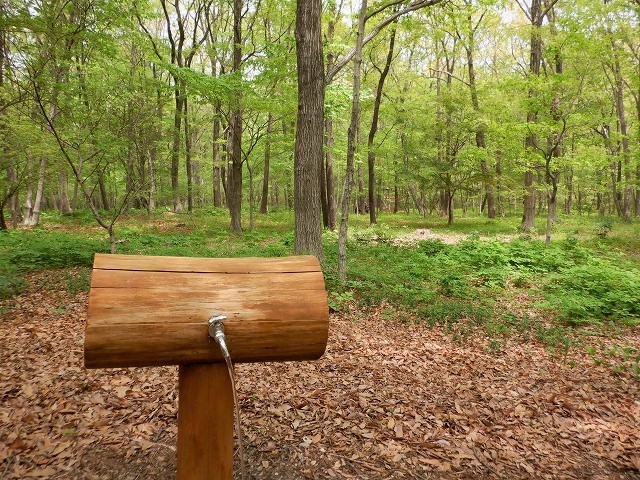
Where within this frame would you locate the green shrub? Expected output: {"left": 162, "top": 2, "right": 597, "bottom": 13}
{"left": 543, "top": 260, "right": 640, "bottom": 325}
{"left": 1, "top": 230, "right": 103, "bottom": 270}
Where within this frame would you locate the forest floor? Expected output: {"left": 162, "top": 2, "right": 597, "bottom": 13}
{"left": 1, "top": 271, "right": 639, "bottom": 480}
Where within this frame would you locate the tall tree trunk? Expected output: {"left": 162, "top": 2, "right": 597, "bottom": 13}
{"left": 393, "top": 158, "right": 399, "bottom": 214}
{"left": 323, "top": 4, "right": 339, "bottom": 231}
{"left": 338, "top": 0, "right": 367, "bottom": 281}
{"left": 611, "top": 48, "right": 631, "bottom": 220}
{"left": 184, "top": 96, "right": 193, "bottom": 212}
{"left": 293, "top": 0, "right": 325, "bottom": 257}
{"left": 98, "top": 171, "right": 109, "bottom": 210}
{"left": 171, "top": 90, "right": 183, "bottom": 212}
{"left": 367, "top": 25, "right": 396, "bottom": 224}
{"left": 23, "top": 181, "right": 33, "bottom": 225}
{"left": 325, "top": 116, "right": 336, "bottom": 229}
{"left": 464, "top": 13, "right": 494, "bottom": 219}
{"left": 213, "top": 104, "right": 222, "bottom": 207}
{"left": 229, "top": 0, "right": 243, "bottom": 232}
{"left": 521, "top": 0, "right": 543, "bottom": 230}
{"left": 260, "top": 113, "right": 274, "bottom": 214}
{"left": 565, "top": 167, "right": 573, "bottom": 214}
{"left": 29, "top": 156, "right": 47, "bottom": 226}
{"left": 58, "top": 171, "right": 72, "bottom": 213}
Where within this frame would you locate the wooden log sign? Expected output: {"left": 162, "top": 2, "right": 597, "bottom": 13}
{"left": 84, "top": 254, "right": 329, "bottom": 369}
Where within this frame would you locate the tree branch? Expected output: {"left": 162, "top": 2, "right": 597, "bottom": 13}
{"left": 326, "top": 0, "right": 444, "bottom": 83}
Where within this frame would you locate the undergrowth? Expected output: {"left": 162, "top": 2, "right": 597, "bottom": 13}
{"left": 1, "top": 211, "right": 638, "bottom": 376}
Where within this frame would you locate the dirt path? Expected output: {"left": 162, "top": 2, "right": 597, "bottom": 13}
{"left": 1, "top": 278, "right": 639, "bottom": 479}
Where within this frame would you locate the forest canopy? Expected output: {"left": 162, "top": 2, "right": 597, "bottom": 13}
{"left": 0, "top": 0, "right": 638, "bottom": 244}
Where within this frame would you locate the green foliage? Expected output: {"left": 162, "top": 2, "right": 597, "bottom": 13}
{"left": 543, "top": 260, "right": 640, "bottom": 325}
{"left": 1, "top": 230, "right": 104, "bottom": 271}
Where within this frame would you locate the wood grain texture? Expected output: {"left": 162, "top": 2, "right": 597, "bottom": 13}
{"left": 93, "top": 253, "right": 321, "bottom": 273}
{"left": 177, "top": 363, "right": 233, "bottom": 480}
{"left": 85, "top": 254, "right": 329, "bottom": 368}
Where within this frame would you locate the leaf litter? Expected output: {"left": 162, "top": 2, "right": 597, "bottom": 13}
{"left": 1, "top": 272, "right": 639, "bottom": 479}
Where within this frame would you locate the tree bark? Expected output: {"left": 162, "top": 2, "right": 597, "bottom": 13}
{"left": 184, "top": 96, "right": 193, "bottom": 212}
{"left": 260, "top": 113, "right": 274, "bottom": 214}
{"left": 565, "top": 167, "right": 573, "bottom": 214}
{"left": 228, "top": 0, "right": 243, "bottom": 232}
{"left": 293, "top": 0, "right": 325, "bottom": 257}
{"left": 464, "top": 12, "right": 494, "bottom": 219}
{"left": 367, "top": 25, "right": 396, "bottom": 224}
{"left": 213, "top": 103, "right": 222, "bottom": 207}
{"left": 171, "top": 90, "right": 183, "bottom": 213}
{"left": 325, "top": 116, "right": 336, "bottom": 230}
{"left": 611, "top": 46, "right": 631, "bottom": 220}
{"left": 521, "top": 0, "right": 543, "bottom": 230}
{"left": 323, "top": 7, "right": 338, "bottom": 231}
{"left": 338, "top": 0, "right": 367, "bottom": 281}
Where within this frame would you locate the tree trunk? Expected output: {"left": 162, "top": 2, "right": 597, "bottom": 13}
{"left": 409, "top": 185, "right": 426, "bottom": 216}
{"left": 293, "top": 0, "right": 325, "bottom": 257}
{"left": 171, "top": 90, "right": 183, "bottom": 213}
{"left": 565, "top": 168, "right": 573, "bottom": 214}
{"left": 545, "top": 182, "right": 558, "bottom": 246}
{"left": 7, "top": 166, "right": 19, "bottom": 227}
{"left": 323, "top": 5, "right": 339, "bottom": 231}
{"left": 247, "top": 159, "right": 254, "bottom": 229}
{"left": 522, "top": 170, "right": 536, "bottom": 229}
{"left": 184, "top": 96, "right": 193, "bottom": 213}
{"left": 464, "top": 14, "right": 494, "bottom": 219}
{"left": 367, "top": 26, "right": 396, "bottom": 225}
{"left": 338, "top": 0, "right": 367, "bottom": 281}
{"left": 98, "top": 171, "right": 109, "bottom": 210}
{"left": 521, "top": 0, "right": 543, "bottom": 230}
{"left": 260, "top": 113, "right": 274, "bottom": 214}
{"left": 611, "top": 49, "right": 631, "bottom": 220}
{"left": 213, "top": 106, "right": 222, "bottom": 208}
{"left": 58, "top": 171, "right": 72, "bottom": 213}
{"left": 325, "top": 116, "right": 336, "bottom": 230}
{"left": 29, "top": 156, "right": 47, "bottom": 226}
{"left": 229, "top": 0, "right": 243, "bottom": 232}
{"left": 147, "top": 149, "right": 156, "bottom": 212}
{"left": 23, "top": 182, "right": 33, "bottom": 225}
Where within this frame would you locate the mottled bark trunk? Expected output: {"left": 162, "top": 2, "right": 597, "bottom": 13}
{"left": 323, "top": 7, "right": 338, "bottom": 231}
{"left": 29, "top": 156, "right": 47, "bottom": 226}
{"left": 58, "top": 171, "right": 72, "bottom": 213}
{"left": 521, "top": 0, "right": 543, "bottom": 230}
{"left": 565, "top": 168, "right": 573, "bottom": 215}
{"left": 229, "top": 0, "right": 243, "bottom": 232}
{"left": 325, "top": 116, "right": 336, "bottom": 230}
{"left": 184, "top": 96, "right": 193, "bottom": 212}
{"left": 212, "top": 106, "right": 222, "bottom": 208}
{"left": 294, "top": 0, "right": 324, "bottom": 257}
{"left": 171, "top": 90, "right": 183, "bottom": 213}
{"left": 338, "top": 0, "right": 367, "bottom": 281}
{"left": 6, "top": 166, "right": 18, "bottom": 227}
{"left": 465, "top": 17, "right": 494, "bottom": 219}
{"left": 612, "top": 52, "right": 631, "bottom": 220}
{"left": 23, "top": 181, "right": 33, "bottom": 225}
{"left": 260, "top": 113, "right": 274, "bottom": 214}
{"left": 522, "top": 170, "right": 536, "bottom": 230}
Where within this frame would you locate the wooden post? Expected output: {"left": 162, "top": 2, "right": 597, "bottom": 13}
{"left": 177, "top": 363, "right": 234, "bottom": 480}
{"left": 84, "top": 254, "right": 329, "bottom": 478}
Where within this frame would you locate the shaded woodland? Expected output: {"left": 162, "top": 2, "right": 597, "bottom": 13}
{"left": 0, "top": 0, "right": 638, "bottom": 256}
